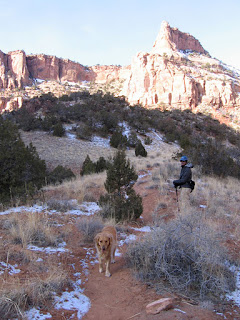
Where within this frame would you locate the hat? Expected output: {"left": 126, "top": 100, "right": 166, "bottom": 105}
{"left": 180, "top": 155, "right": 188, "bottom": 162}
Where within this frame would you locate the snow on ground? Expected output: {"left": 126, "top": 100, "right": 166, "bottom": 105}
{"left": 138, "top": 170, "right": 152, "bottom": 179}
{"left": 0, "top": 204, "right": 48, "bottom": 216}
{"left": 54, "top": 290, "right": 91, "bottom": 319}
{"left": 4, "top": 201, "right": 149, "bottom": 319}
{"left": 118, "top": 233, "right": 137, "bottom": 247}
{"left": 65, "top": 202, "right": 101, "bottom": 216}
{"left": 226, "top": 265, "right": 240, "bottom": 307}
{"left": 130, "top": 226, "right": 152, "bottom": 233}
{"left": 91, "top": 135, "right": 110, "bottom": 148}
{"left": 27, "top": 242, "right": 68, "bottom": 254}
{"left": 119, "top": 121, "right": 131, "bottom": 137}
{"left": 0, "top": 201, "right": 101, "bottom": 217}
{"left": 25, "top": 308, "right": 52, "bottom": 320}
{"left": 64, "top": 124, "right": 110, "bottom": 148}
{"left": 0, "top": 261, "right": 21, "bottom": 275}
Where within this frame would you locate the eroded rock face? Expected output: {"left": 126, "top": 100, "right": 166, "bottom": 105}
{"left": 122, "top": 21, "right": 240, "bottom": 109}
{"left": 0, "top": 51, "right": 129, "bottom": 89}
{"left": 90, "top": 65, "right": 130, "bottom": 83}
{"left": 123, "top": 52, "right": 200, "bottom": 108}
{"left": 0, "top": 21, "right": 239, "bottom": 112}
{"left": 26, "top": 54, "right": 95, "bottom": 83}
{"left": 0, "top": 50, "right": 31, "bottom": 89}
{"left": 151, "top": 21, "right": 207, "bottom": 55}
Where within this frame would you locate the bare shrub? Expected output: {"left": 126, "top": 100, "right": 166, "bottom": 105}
{"left": 126, "top": 212, "right": 236, "bottom": 300}
{"left": 47, "top": 199, "right": 76, "bottom": 212}
{"left": 76, "top": 216, "right": 104, "bottom": 243}
{"left": 7, "top": 212, "right": 61, "bottom": 247}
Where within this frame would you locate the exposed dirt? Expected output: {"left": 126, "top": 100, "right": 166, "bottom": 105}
{"left": 81, "top": 185, "right": 240, "bottom": 320}
{"left": 1, "top": 132, "right": 240, "bottom": 320}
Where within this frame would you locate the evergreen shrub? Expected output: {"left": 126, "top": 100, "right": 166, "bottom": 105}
{"left": 47, "top": 165, "right": 75, "bottom": 184}
{"left": 0, "top": 117, "right": 46, "bottom": 203}
{"left": 135, "top": 141, "right": 147, "bottom": 157}
{"left": 99, "top": 150, "right": 143, "bottom": 222}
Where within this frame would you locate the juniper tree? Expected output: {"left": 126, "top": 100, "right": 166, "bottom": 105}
{"left": 109, "top": 128, "right": 128, "bottom": 149}
{"left": 0, "top": 117, "right": 46, "bottom": 203}
{"left": 135, "top": 141, "right": 147, "bottom": 157}
{"left": 80, "top": 155, "right": 96, "bottom": 176}
{"left": 53, "top": 122, "right": 65, "bottom": 137}
{"left": 99, "top": 150, "right": 142, "bottom": 222}
{"left": 47, "top": 165, "right": 75, "bottom": 184}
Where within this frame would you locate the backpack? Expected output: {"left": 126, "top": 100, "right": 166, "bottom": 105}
{"left": 189, "top": 180, "right": 195, "bottom": 192}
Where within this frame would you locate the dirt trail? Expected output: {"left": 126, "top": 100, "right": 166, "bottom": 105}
{"left": 80, "top": 182, "right": 240, "bottom": 320}
{"left": 82, "top": 251, "right": 223, "bottom": 320}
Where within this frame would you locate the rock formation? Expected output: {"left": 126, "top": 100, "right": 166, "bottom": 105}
{"left": 0, "top": 21, "right": 239, "bottom": 114}
{"left": 26, "top": 54, "right": 94, "bottom": 83}
{"left": 0, "top": 50, "right": 31, "bottom": 89}
{"left": 151, "top": 21, "right": 207, "bottom": 55}
{"left": 122, "top": 21, "right": 240, "bottom": 109}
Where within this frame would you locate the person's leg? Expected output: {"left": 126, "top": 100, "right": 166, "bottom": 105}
{"left": 179, "top": 188, "right": 191, "bottom": 212}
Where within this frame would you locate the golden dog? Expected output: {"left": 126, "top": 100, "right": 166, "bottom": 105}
{"left": 94, "top": 226, "right": 117, "bottom": 277}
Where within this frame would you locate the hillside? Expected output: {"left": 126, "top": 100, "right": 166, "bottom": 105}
{"left": 1, "top": 20, "right": 240, "bottom": 320}
{"left": 1, "top": 128, "right": 240, "bottom": 319}
{"left": 0, "top": 88, "right": 240, "bottom": 318}
{"left": 0, "top": 21, "right": 240, "bottom": 131}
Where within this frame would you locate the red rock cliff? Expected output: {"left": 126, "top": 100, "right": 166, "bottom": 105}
{"left": 122, "top": 21, "right": 240, "bottom": 109}
{"left": 151, "top": 21, "right": 207, "bottom": 55}
{"left": 26, "top": 54, "right": 95, "bottom": 83}
{"left": 0, "top": 50, "right": 31, "bottom": 89}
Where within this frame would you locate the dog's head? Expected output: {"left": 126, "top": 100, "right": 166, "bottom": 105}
{"left": 95, "top": 233, "right": 112, "bottom": 252}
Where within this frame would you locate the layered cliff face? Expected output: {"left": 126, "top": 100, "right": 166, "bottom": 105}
{"left": 0, "top": 21, "right": 239, "bottom": 114}
{"left": 0, "top": 52, "right": 128, "bottom": 89}
{"left": 122, "top": 21, "right": 240, "bottom": 109}
{"left": 0, "top": 50, "right": 31, "bottom": 89}
{"left": 151, "top": 21, "right": 207, "bottom": 55}
{"left": 26, "top": 54, "right": 95, "bottom": 83}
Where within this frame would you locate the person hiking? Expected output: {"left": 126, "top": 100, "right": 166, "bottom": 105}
{"left": 173, "top": 156, "right": 194, "bottom": 189}
{"left": 173, "top": 156, "right": 194, "bottom": 211}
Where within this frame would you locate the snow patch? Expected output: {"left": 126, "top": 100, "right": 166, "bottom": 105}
{"left": 118, "top": 234, "right": 137, "bottom": 247}
{"left": 54, "top": 258, "right": 91, "bottom": 319}
{"left": 25, "top": 308, "right": 52, "bottom": 320}
{"left": 130, "top": 226, "right": 152, "bottom": 233}
{"left": 27, "top": 242, "right": 68, "bottom": 254}
{"left": 0, "top": 262, "right": 21, "bottom": 275}
{"left": 0, "top": 201, "right": 100, "bottom": 217}
{"left": 0, "top": 205, "right": 48, "bottom": 216}
{"left": 65, "top": 202, "right": 101, "bottom": 216}
{"left": 54, "top": 291, "right": 91, "bottom": 319}
{"left": 226, "top": 265, "right": 240, "bottom": 307}
{"left": 91, "top": 135, "right": 110, "bottom": 148}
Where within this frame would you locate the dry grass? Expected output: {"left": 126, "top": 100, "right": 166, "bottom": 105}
{"left": 0, "top": 267, "right": 68, "bottom": 319}
{"left": 42, "top": 171, "right": 106, "bottom": 204}
{"left": 0, "top": 209, "right": 70, "bottom": 319}
{"left": 4, "top": 211, "right": 62, "bottom": 248}
{"left": 20, "top": 129, "right": 180, "bottom": 175}
{"left": 20, "top": 130, "right": 115, "bottom": 175}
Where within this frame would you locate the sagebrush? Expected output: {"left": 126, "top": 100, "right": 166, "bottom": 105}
{"left": 126, "top": 212, "right": 236, "bottom": 300}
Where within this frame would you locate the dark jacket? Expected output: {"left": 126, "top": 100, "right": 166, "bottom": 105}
{"left": 173, "top": 163, "right": 193, "bottom": 189}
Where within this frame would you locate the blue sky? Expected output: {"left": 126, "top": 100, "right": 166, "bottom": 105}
{"left": 0, "top": 0, "right": 239, "bottom": 69}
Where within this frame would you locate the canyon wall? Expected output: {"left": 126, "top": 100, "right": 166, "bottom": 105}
{"left": 0, "top": 21, "right": 239, "bottom": 112}
{"left": 122, "top": 21, "right": 240, "bottom": 109}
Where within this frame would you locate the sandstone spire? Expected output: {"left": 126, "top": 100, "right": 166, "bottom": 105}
{"left": 151, "top": 21, "right": 207, "bottom": 55}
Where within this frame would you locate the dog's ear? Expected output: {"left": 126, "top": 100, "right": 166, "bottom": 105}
{"left": 94, "top": 234, "right": 100, "bottom": 244}
{"left": 108, "top": 235, "right": 113, "bottom": 245}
